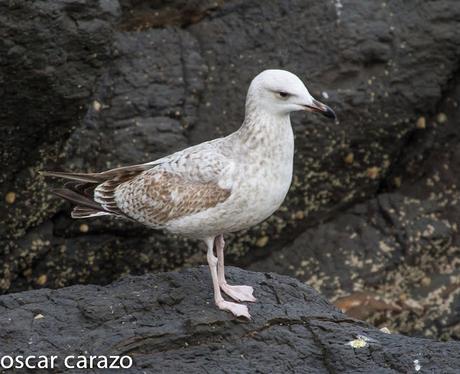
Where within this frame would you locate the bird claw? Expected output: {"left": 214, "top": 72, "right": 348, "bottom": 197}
{"left": 220, "top": 284, "right": 256, "bottom": 303}
{"left": 216, "top": 299, "right": 251, "bottom": 319}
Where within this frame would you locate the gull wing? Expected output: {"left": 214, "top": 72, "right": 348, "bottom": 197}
{"left": 44, "top": 138, "right": 234, "bottom": 223}
{"left": 113, "top": 142, "right": 234, "bottom": 226}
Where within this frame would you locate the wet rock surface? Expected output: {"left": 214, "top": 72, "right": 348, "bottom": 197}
{"left": 1, "top": 267, "right": 459, "bottom": 373}
{"left": 1, "top": 0, "right": 460, "bottom": 340}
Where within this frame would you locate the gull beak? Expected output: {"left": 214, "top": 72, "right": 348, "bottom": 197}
{"left": 304, "top": 99, "right": 336, "bottom": 120}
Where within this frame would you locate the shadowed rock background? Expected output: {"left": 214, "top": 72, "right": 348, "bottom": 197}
{"left": 1, "top": 0, "right": 460, "bottom": 342}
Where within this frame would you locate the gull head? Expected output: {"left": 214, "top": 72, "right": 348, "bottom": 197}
{"left": 246, "top": 69, "right": 336, "bottom": 120}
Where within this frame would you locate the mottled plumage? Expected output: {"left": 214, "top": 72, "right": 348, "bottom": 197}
{"left": 116, "top": 169, "right": 231, "bottom": 225}
{"left": 43, "top": 70, "right": 336, "bottom": 319}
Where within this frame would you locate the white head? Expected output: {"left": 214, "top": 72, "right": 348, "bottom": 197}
{"left": 246, "top": 69, "right": 336, "bottom": 119}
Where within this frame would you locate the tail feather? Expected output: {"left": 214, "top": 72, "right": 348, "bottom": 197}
{"left": 40, "top": 170, "right": 104, "bottom": 183}
{"left": 42, "top": 165, "right": 150, "bottom": 220}
{"left": 72, "top": 207, "right": 111, "bottom": 219}
{"left": 52, "top": 188, "right": 103, "bottom": 211}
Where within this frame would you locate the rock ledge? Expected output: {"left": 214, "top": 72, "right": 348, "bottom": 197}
{"left": 0, "top": 267, "right": 459, "bottom": 373}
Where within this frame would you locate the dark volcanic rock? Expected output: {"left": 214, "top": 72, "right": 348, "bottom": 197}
{"left": 0, "top": 0, "right": 119, "bottom": 183}
{"left": 0, "top": 0, "right": 120, "bottom": 287}
{"left": 1, "top": 267, "right": 459, "bottom": 373}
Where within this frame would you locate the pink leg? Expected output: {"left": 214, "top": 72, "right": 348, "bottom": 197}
{"left": 215, "top": 235, "right": 256, "bottom": 303}
{"left": 205, "top": 237, "right": 250, "bottom": 319}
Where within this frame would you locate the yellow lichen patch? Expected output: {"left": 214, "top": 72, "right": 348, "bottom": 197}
{"left": 256, "top": 236, "right": 269, "bottom": 248}
{"left": 344, "top": 152, "right": 354, "bottom": 164}
{"left": 36, "top": 274, "right": 47, "bottom": 286}
{"left": 421, "top": 277, "right": 431, "bottom": 287}
{"left": 23, "top": 268, "right": 32, "bottom": 278}
{"left": 436, "top": 112, "right": 447, "bottom": 124}
{"left": 367, "top": 167, "right": 380, "bottom": 180}
{"left": 399, "top": 292, "right": 408, "bottom": 302}
{"left": 294, "top": 210, "right": 305, "bottom": 220}
{"left": 416, "top": 116, "right": 426, "bottom": 129}
{"left": 347, "top": 337, "right": 367, "bottom": 349}
{"left": 92, "top": 100, "right": 102, "bottom": 112}
{"left": 5, "top": 192, "right": 16, "bottom": 204}
{"left": 379, "top": 241, "right": 394, "bottom": 253}
{"left": 404, "top": 298, "right": 424, "bottom": 314}
{"left": 88, "top": 254, "right": 96, "bottom": 266}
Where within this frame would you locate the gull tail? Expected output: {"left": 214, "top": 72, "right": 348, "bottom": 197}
{"left": 51, "top": 187, "right": 111, "bottom": 219}
{"left": 42, "top": 170, "right": 116, "bottom": 219}
{"left": 40, "top": 170, "right": 104, "bottom": 183}
{"left": 42, "top": 166, "right": 149, "bottom": 219}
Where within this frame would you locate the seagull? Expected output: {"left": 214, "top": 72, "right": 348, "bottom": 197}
{"left": 43, "top": 69, "right": 336, "bottom": 319}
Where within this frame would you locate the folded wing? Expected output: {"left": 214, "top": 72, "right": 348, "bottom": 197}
{"left": 43, "top": 141, "right": 234, "bottom": 224}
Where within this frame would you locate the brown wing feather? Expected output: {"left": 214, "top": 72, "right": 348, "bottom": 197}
{"left": 115, "top": 170, "right": 231, "bottom": 225}
{"left": 44, "top": 147, "right": 232, "bottom": 223}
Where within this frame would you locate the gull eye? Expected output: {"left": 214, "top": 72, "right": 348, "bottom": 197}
{"left": 278, "top": 91, "right": 290, "bottom": 99}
